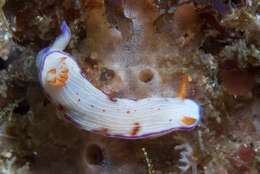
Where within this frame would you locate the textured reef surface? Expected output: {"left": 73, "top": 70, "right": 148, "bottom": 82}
{"left": 0, "top": 0, "right": 260, "bottom": 173}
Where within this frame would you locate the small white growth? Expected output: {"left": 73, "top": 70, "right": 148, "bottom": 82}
{"left": 175, "top": 144, "right": 197, "bottom": 174}
{"left": 0, "top": 156, "right": 29, "bottom": 174}
{"left": 123, "top": 2, "right": 137, "bottom": 19}
{"left": 0, "top": 157, "right": 16, "bottom": 174}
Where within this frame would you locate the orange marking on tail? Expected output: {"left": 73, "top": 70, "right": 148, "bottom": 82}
{"left": 181, "top": 116, "right": 197, "bottom": 125}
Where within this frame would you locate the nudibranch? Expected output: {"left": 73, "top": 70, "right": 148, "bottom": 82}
{"left": 36, "top": 21, "right": 201, "bottom": 139}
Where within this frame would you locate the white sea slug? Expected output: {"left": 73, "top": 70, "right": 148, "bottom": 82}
{"left": 36, "top": 21, "right": 201, "bottom": 139}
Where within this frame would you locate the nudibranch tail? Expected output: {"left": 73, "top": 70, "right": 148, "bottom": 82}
{"left": 37, "top": 21, "right": 202, "bottom": 139}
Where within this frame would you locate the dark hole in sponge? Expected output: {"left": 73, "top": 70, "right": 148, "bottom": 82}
{"left": 13, "top": 99, "right": 30, "bottom": 115}
{"left": 0, "top": 58, "right": 6, "bottom": 70}
{"left": 100, "top": 68, "right": 115, "bottom": 82}
{"left": 85, "top": 144, "right": 104, "bottom": 165}
{"left": 139, "top": 69, "right": 154, "bottom": 83}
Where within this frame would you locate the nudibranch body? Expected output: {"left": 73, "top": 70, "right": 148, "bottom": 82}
{"left": 36, "top": 21, "right": 201, "bottom": 139}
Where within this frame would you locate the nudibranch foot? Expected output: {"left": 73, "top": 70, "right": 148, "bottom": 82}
{"left": 36, "top": 21, "right": 202, "bottom": 139}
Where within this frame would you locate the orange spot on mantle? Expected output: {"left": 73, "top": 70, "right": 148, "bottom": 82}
{"left": 130, "top": 122, "right": 141, "bottom": 136}
{"left": 181, "top": 116, "right": 197, "bottom": 125}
